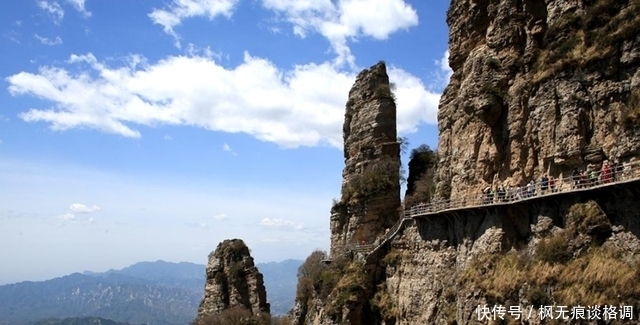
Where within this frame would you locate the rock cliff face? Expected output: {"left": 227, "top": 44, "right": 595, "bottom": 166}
{"left": 330, "top": 61, "right": 401, "bottom": 257}
{"left": 384, "top": 0, "right": 640, "bottom": 323}
{"left": 436, "top": 0, "right": 640, "bottom": 201}
{"left": 195, "top": 239, "right": 270, "bottom": 322}
{"left": 293, "top": 1, "right": 640, "bottom": 325}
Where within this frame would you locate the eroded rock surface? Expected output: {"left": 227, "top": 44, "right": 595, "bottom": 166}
{"left": 436, "top": 0, "right": 640, "bottom": 202}
{"left": 330, "top": 61, "right": 401, "bottom": 256}
{"left": 196, "top": 239, "right": 270, "bottom": 322}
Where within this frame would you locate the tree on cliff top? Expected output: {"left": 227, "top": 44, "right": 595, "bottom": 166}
{"left": 404, "top": 145, "right": 438, "bottom": 207}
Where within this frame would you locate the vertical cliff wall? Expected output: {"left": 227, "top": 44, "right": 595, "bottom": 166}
{"left": 294, "top": 2, "right": 640, "bottom": 324}
{"left": 330, "top": 61, "right": 401, "bottom": 256}
{"left": 195, "top": 239, "right": 270, "bottom": 323}
{"left": 380, "top": 0, "right": 640, "bottom": 324}
{"left": 436, "top": 0, "right": 640, "bottom": 202}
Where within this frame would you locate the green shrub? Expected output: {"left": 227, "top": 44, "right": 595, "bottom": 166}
{"left": 479, "top": 83, "right": 504, "bottom": 100}
{"left": 370, "top": 287, "right": 398, "bottom": 320}
{"left": 526, "top": 287, "right": 552, "bottom": 307}
{"left": 566, "top": 201, "right": 610, "bottom": 236}
{"left": 347, "top": 157, "right": 401, "bottom": 200}
{"left": 486, "top": 57, "right": 501, "bottom": 70}
{"left": 547, "top": 34, "right": 580, "bottom": 62}
{"left": 373, "top": 84, "right": 392, "bottom": 99}
{"left": 295, "top": 251, "right": 349, "bottom": 303}
{"left": 537, "top": 233, "right": 572, "bottom": 264}
{"left": 196, "top": 307, "right": 271, "bottom": 325}
{"left": 382, "top": 249, "right": 406, "bottom": 267}
{"left": 228, "top": 262, "right": 245, "bottom": 282}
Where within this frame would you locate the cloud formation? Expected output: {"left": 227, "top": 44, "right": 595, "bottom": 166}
{"left": 213, "top": 213, "right": 228, "bottom": 220}
{"left": 35, "top": 34, "right": 63, "bottom": 46}
{"left": 64, "top": 0, "right": 91, "bottom": 17}
{"left": 261, "top": 0, "right": 418, "bottom": 65}
{"left": 431, "top": 50, "right": 452, "bottom": 92}
{"left": 7, "top": 52, "right": 440, "bottom": 149}
{"left": 222, "top": 143, "right": 237, "bottom": 156}
{"left": 58, "top": 212, "right": 75, "bottom": 221}
{"left": 37, "top": 1, "right": 64, "bottom": 24}
{"left": 260, "top": 217, "right": 304, "bottom": 230}
{"left": 69, "top": 203, "right": 101, "bottom": 213}
{"left": 149, "top": 0, "right": 239, "bottom": 48}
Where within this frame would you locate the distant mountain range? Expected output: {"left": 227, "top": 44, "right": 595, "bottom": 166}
{"left": 0, "top": 259, "right": 302, "bottom": 325}
{"left": 32, "top": 317, "right": 135, "bottom": 325}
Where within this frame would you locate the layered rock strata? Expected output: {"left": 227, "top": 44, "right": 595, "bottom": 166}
{"left": 436, "top": 0, "right": 640, "bottom": 202}
{"left": 196, "top": 239, "right": 270, "bottom": 322}
{"left": 330, "top": 61, "right": 402, "bottom": 257}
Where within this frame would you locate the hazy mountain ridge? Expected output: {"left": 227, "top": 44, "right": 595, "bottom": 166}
{"left": 32, "top": 317, "right": 136, "bottom": 325}
{"left": 254, "top": 259, "right": 301, "bottom": 316}
{"left": 0, "top": 259, "right": 301, "bottom": 325}
{"left": 0, "top": 272, "right": 200, "bottom": 325}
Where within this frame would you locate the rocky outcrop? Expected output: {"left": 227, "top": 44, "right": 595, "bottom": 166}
{"left": 384, "top": 189, "right": 640, "bottom": 324}
{"left": 294, "top": 1, "right": 640, "bottom": 325}
{"left": 195, "top": 239, "right": 270, "bottom": 322}
{"left": 330, "top": 61, "right": 401, "bottom": 257}
{"left": 383, "top": 0, "right": 640, "bottom": 323}
{"left": 436, "top": 0, "right": 640, "bottom": 202}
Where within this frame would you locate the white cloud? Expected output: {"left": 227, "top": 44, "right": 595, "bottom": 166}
{"left": 184, "top": 213, "right": 228, "bottom": 229}
{"left": 213, "top": 213, "right": 228, "bottom": 220}
{"left": 430, "top": 50, "right": 452, "bottom": 92}
{"left": 58, "top": 212, "right": 75, "bottom": 221}
{"left": 6, "top": 52, "right": 440, "bottom": 149}
{"left": 69, "top": 203, "right": 101, "bottom": 213}
{"left": 64, "top": 0, "right": 91, "bottom": 17}
{"left": 261, "top": 0, "right": 418, "bottom": 66}
{"left": 34, "top": 34, "right": 63, "bottom": 46}
{"left": 163, "top": 134, "right": 173, "bottom": 140}
{"left": 149, "top": 0, "right": 239, "bottom": 48}
{"left": 38, "top": 1, "right": 65, "bottom": 24}
{"left": 222, "top": 143, "right": 237, "bottom": 156}
{"left": 260, "top": 217, "right": 304, "bottom": 230}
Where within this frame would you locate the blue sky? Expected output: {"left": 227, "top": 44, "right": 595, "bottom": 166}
{"left": 0, "top": 0, "right": 450, "bottom": 284}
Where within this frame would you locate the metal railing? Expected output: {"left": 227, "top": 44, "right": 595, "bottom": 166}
{"left": 348, "top": 160, "right": 640, "bottom": 256}
{"left": 406, "top": 160, "right": 640, "bottom": 217}
{"left": 347, "top": 217, "right": 412, "bottom": 254}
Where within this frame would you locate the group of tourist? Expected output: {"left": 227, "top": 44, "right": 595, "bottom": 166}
{"left": 406, "top": 160, "right": 635, "bottom": 215}
{"left": 571, "top": 161, "right": 620, "bottom": 189}
{"left": 480, "top": 176, "right": 557, "bottom": 204}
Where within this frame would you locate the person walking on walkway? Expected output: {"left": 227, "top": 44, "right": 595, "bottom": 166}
{"left": 549, "top": 176, "right": 556, "bottom": 193}
{"left": 579, "top": 170, "right": 587, "bottom": 188}
{"left": 497, "top": 186, "right": 506, "bottom": 202}
{"left": 602, "top": 161, "right": 612, "bottom": 183}
{"left": 527, "top": 180, "right": 535, "bottom": 198}
{"left": 540, "top": 175, "right": 549, "bottom": 195}
{"left": 589, "top": 169, "right": 598, "bottom": 186}
{"left": 572, "top": 168, "right": 580, "bottom": 189}
{"left": 516, "top": 186, "right": 523, "bottom": 200}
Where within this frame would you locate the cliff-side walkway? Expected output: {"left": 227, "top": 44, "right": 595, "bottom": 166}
{"left": 347, "top": 160, "right": 640, "bottom": 257}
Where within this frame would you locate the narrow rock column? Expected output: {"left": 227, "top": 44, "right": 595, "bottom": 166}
{"left": 196, "top": 239, "right": 270, "bottom": 322}
{"left": 330, "top": 61, "right": 401, "bottom": 257}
